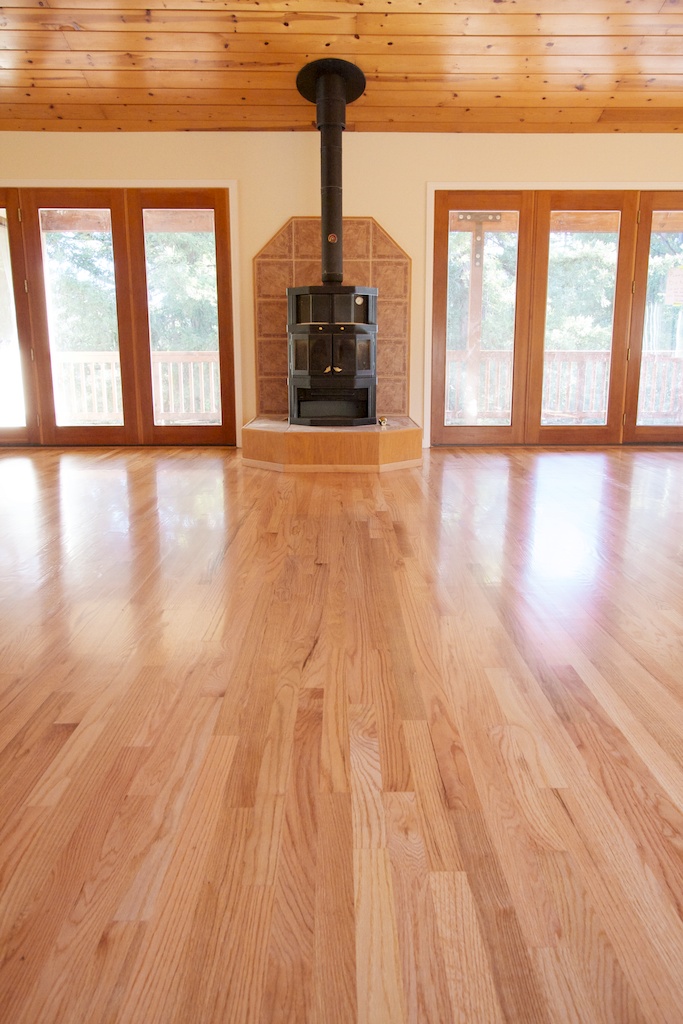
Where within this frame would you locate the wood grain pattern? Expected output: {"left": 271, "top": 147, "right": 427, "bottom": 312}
{"left": 1, "top": 3, "right": 683, "bottom": 132}
{"left": 2, "top": 444, "right": 683, "bottom": 1021}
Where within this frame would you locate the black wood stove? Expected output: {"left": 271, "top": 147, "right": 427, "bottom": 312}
{"left": 288, "top": 59, "right": 377, "bottom": 427}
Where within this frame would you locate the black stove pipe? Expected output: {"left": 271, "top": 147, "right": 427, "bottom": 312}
{"left": 296, "top": 59, "right": 366, "bottom": 284}
{"left": 316, "top": 72, "right": 345, "bottom": 283}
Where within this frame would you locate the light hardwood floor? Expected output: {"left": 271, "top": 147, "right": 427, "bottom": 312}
{"left": 1, "top": 445, "right": 683, "bottom": 1023}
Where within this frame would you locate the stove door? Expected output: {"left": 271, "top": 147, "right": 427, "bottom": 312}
{"left": 333, "top": 331, "right": 357, "bottom": 375}
{"left": 310, "top": 332, "right": 332, "bottom": 375}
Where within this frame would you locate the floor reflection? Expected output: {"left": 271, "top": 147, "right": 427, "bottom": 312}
{"left": 432, "top": 452, "right": 512, "bottom": 587}
{"left": 0, "top": 455, "right": 39, "bottom": 582}
{"left": 527, "top": 453, "right": 606, "bottom": 586}
{"left": 154, "top": 455, "right": 226, "bottom": 553}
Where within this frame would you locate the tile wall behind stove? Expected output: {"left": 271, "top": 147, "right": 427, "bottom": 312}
{"left": 254, "top": 217, "right": 410, "bottom": 416}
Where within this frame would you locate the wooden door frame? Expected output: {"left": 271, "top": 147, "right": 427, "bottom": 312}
{"left": 624, "top": 191, "right": 683, "bottom": 443}
{"left": 525, "top": 190, "right": 639, "bottom": 446}
{"left": 0, "top": 188, "right": 39, "bottom": 446}
{"left": 125, "top": 187, "right": 236, "bottom": 446}
{"left": 430, "top": 189, "right": 535, "bottom": 446}
{"left": 20, "top": 188, "right": 142, "bottom": 446}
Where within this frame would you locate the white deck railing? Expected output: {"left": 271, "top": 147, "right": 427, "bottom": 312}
{"left": 51, "top": 349, "right": 221, "bottom": 425}
{"left": 51, "top": 347, "right": 683, "bottom": 428}
{"left": 446, "top": 349, "right": 683, "bottom": 426}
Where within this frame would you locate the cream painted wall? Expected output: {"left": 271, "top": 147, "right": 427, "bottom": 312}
{"left": 2, "top": 130, "right": 683, "bottom": 441}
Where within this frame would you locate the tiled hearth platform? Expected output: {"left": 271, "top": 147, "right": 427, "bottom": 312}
{"left": 242, "top": 416, "right": 422, "bottom": 472}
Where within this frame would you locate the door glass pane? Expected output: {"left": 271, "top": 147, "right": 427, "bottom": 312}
{"left": 0, "top": 208, "right": 26, "bottom": 427}
{"left": 40, "top": 209, "right": 123, "bottom": 427}
{"left": 637, "top": 211, "right": 683, "bottom": 426}
{"left": 541, "top": 210, "right": 620, "bottom": 426}
{"left": 445, "top": 210, "right": 519, "bottom": 426}
{"left": 143, "top": 209, "right": 221, "bottom": 426}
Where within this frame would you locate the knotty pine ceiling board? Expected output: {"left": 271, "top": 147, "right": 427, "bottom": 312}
{"left": 0, "top": 1, "right": 682, "bottom": 132}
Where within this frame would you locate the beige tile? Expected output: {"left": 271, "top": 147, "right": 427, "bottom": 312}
{"left": 257, "top": 340, "right": 288, "bottom": 378}
{"left": 377, "top": 300, "right": 409, "bottom": 339}
{"left": 294, "top": 218, "right": 321, "bottom": 259}
{"left": 376, "top": 377, "right": 408, "bottom": 416}
{"left": 344, "top": 219, "right": 371, "bottom": 259}
{"left": 342, "top": 260, "right": 371, "bottom": 287}
{"left": 258, "top": 377, "right": 289, "bottom": 415}
{"left": 376, "top": 342, "right": 407, "bottom": 377}
{"left": 255, "top": 261, "right": 292, "bottom": 299}
{"left": 294, "top": 259, "right": 321, "bottom": 286}
{"left": 371, "top": 261, "right": 410, "bottom": 300}
{"left": 256, "top": 299, "right": 288, "bottom": 339}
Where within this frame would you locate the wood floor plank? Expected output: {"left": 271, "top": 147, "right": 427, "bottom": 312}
{"left": 1, "top": 445, "right": 683, "bottom": 1023}
{"left": 392, "top": 558, "right": 475, "bottom": 811}
{"left": 440, "top": 610, "right": 564, "bottom": 949}
{"left": 25, "top": 684, "right": 120, "bottom": 808}
{"left": 354, "top": 847, "right": 408, "bottom": 1024}
{"left": 549, "top": 782, "right": 683, "bottom": 1022}
{"left": 114, "top": 694, "right": 222, "bottom": 922}
{"left": 368, "top": 648, "right": 414, "bottom": 793}
{"left": 313, "top": 793, "right": 357, "bottom": 1024}
{"left": 533, "top": 944, "right": 610, "bottom": 1024}
{"left": 440, "top": 802, "right": 552, "bottom": 1023}
{"left": 168, "top": 806, "right": 253, "bottom": 1023}
{"left": 115, "top": 734, "right": 239, "bottom": 1023}
{"left": 429, "top": 870, "right": 505, "bottom": 1024}
{"left": 402, "top": 720, "right": 466, "bottom": 872}
{"left": 384, "top": 792, "right": 454, "bottom": 1022}
{"left": 12, "top": 791, "right": 154, "bottom": 1024}
{"left": 349, "top": 703, "right": 386, "bottom": 850}
{"left": 539, "top": 662, "right": 683, "bottom": 922}
{"left": 365, "top": 534, "right": 428, "bottom": 723}
{"left": 539, "top": 850, "right": 649, "bottom": 1024}
{"left": 483, "top": 582, "right": 683, "bottom": 810}
{"left": 0, "top": 745, "right": 148, "bottom": 1022}
{"left": 319, "top": 643, "right": 351, "bottom": 794}
{"left": 260, "top": 689, "right": 322, "bottom": 1023}
{"left": 79, "top": 921, "right": 148, "bottom": 1024}
{"left": 0, "top": 693, "right": 76, "bottom": 827}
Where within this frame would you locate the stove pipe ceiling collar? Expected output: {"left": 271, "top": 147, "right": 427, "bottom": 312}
{"left": 296, "top": 59, "right": 366, "bottom": 284}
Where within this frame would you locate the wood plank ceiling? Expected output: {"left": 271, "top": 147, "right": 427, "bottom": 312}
{"left": 1, "top": 1, "right": 683, "bottom": 133}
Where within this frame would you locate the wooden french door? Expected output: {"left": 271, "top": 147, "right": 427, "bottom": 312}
{"left": 431, "top": 190, "right": 534, "bottom": 445}
{"left": 526, "top": 191, "right": 638, "bottom": 445}
{"left": 125, "top": 189, "right": 235, "bottom": 446}
{"left": 624, "top": 192, "right": 683, "bottom": 442}
{"left": 1, "top": 187, "right": 235, "bottom": 447}
{"left": 432, "top": 189, "right": 642, "bottom": 446}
